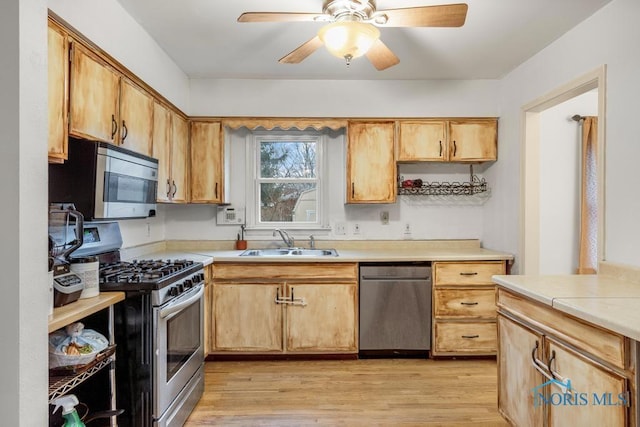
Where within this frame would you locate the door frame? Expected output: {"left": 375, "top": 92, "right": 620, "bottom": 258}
{"left": 520, "top": 65, "right": 606, "bottom": 274}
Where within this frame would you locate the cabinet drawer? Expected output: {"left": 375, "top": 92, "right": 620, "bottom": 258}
{"left": 434, "top": 322, "right": 497, "bottom": 353}
{"left": 434, "top": 289, "right": 496, "bottom": 319}
{"left": 434, "top": 261, "right": 505, "bottom": 286}
{"left": 213, "top": 262, "right": 358, "bottom": 281}
{"left": 497, "top": 289, "right": 627, "bottom": 370}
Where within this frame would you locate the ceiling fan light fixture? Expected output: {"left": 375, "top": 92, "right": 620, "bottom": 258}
{"left": 318, "top": 21, "right": 380, "bottom": 63}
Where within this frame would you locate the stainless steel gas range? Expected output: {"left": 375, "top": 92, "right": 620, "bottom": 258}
{"left": 77, "top": 222, "right": 205, "bottom": 427}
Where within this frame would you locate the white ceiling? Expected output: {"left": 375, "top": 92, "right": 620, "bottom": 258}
{"left": 115, "top": 0, "right": 613, "bottom": 80}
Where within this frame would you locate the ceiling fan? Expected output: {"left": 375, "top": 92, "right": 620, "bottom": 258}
{"left": 238, "top": 1, "right": 468, "bottom": 70}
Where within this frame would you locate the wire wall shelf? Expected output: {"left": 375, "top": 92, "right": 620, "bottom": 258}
{"left": 398, "top": 165, "right": 491, "bottom": 206}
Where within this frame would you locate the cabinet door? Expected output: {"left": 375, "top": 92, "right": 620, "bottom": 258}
{"left": 497, "top": 314, "right": 545, "bottom": 426}
{"left": 448, "top": 120, "right": 497, "bottom": 162}
{"left": 213, "top": 283, "right": 283, "bottom": 352}
{"left": 190, "top": 121, "right": 223, "bottom": 203}
{"left": 170, "top": 113, "right": 189, "bottom": 203}
{"left": 152, "top": 102, "right": 172, "bottom": 202}
{"left": 119, "top": 78, "right": 153, "bottom": 156}
{"left": 285, "top": 283, "right": 357, "bottom": 352}
{"left": 48, "top": 22, "right": 68, "bottom": 163}
{"left": 69, "top": 43, "right": 120, "bottom": 143}
{"left": 397, "top": 121, "right": 446, "bottom": 161}
{"left": 346, "top": 121, "right": 396, "bottom": 203}
{"left": 546, "top": 339, "right": 628, "bottom": 426}
{"left": 204, "top": 265, "right": 213, "bottom": 355}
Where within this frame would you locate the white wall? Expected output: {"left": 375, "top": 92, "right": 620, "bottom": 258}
{"left": 539, "top": 92, "right": 598, "bottom": 274}
{"left": 0, "top": 0, "right": 49, "bottom": 424}
{"left": 485, "top": 0, "right": 640, "bottom": 271}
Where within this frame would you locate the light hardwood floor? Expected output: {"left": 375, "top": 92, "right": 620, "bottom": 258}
{"left": 185, "top": 359, "right": 509, "bottom": 426}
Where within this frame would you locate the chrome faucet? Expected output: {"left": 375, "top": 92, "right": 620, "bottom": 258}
{"left": 273, "top": 229, "right": 294, "bottom": 248}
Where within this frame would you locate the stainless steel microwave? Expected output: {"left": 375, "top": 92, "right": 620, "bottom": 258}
{"left": 49, "top": 138, "right": 158, "bottom": 220}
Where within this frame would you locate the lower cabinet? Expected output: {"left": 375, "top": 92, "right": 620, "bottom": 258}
{"left": 431, "top": 261, "right": 506, "bottom": 356}
{"left": 210, "top": 263, "right": 358, "bottom": 355}
{"left": 497, "top": 289, "right": 634, "bottom": 426}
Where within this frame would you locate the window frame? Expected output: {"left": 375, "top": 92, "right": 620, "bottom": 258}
{"left": 245, "top": 130, "right": 329, "bottom": 231}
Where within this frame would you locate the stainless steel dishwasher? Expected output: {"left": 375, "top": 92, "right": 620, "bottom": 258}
{"left": 359, "top": 263, "right": 432, "bottom": 356}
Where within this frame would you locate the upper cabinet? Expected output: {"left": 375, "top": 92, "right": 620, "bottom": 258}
{"left": 397, "top": 120, "right": 446, "bottom": 162}
{"left": 190, "top": 121, "right": 224, "bottom": 204}
{"left": 47, "top": 20, "right": 69, "bottom": 163}
{"left": 68, "top": 42, "right": 154, "bottom": 156}
{"left": 346, "top": 121, "right": 396, "bottom": 204}
{"left": 118, "top": 78, "right": 154, "bottom": 157}
{"left": 69, "top": 42, "right": 120, "bottom": 143}
{"left": 397, "top": 119, "right": 498, "bottom": 163}
{"left": 153, "top": 101, "right": 189, "bottom": 203}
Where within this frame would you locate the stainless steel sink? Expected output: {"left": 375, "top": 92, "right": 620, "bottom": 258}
{"left": 239, "top": 248, "right": 338, "bottom": 257}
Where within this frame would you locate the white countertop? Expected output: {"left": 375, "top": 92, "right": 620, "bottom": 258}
{"left": 493, "top": 273, "right": 640, "bottom": 341}
{"left": 124, "top": 242, "right": 513, "bottom": 266}
{"left": 179, "top": 247, "right": 512, "bottom": 264}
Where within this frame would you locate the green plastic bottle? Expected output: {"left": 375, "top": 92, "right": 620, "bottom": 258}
{"left": 51, "top": 394, "right": 86, "bottom": 427}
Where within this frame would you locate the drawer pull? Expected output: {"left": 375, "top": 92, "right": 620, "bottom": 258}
{"left": 460, "top": 302, "right": 479, "bottom": 306}
{"left": 461, "top": 334, "right": 479, "bottom": 339}
{"left": 459, "top": 272, "right": 478, "bottom": 276}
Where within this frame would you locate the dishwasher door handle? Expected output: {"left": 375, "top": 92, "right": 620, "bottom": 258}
{"left": 361, "top": 276, "right": 431, "bottom": 281}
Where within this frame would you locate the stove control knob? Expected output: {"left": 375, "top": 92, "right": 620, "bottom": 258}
{"left": 198, "top": 273, "right": 206, "bottom": 282}
{"left": 184, "top": 279, "right": 193, "bottom": 289}
{"left": 177, "top": 283, "right": 185, "bottom": 294}
{"left": 169, "top": 286, "right": 179, "bottom": 297}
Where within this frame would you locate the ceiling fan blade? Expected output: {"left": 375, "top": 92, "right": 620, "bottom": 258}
{"left": 279, "top": 36, "right": 324, "bottom": 64}
{"left": 377, "top": 3, "right": 468, "bottom": 27}
{"left": 238, "top": 12, "right": 326, "bottom": 23}
{"left": 366, "top": 39, "right": 400, "bottom": 71}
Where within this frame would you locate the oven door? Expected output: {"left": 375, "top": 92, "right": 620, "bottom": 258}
{"left": 153, "top": 283, "right": 204, "bottom": 420}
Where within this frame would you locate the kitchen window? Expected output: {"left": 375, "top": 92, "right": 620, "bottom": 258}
{"left": 245, "top": 130, "right": 328, "bottom": 230}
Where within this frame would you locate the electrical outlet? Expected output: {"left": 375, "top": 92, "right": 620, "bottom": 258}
{"left": 403, "top": 223, "right": 412, "bottom": 239}
{"left": 381, "top": 211, "right": 389, "bottom": 225}
{"left": 334, "top": 222, "right": 347, "bottom": 235}
{"left": 353, "top": 223, "right": 361, "bottom": 235}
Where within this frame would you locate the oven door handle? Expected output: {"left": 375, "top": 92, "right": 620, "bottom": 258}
{"left": 159, "top": 286, "right": 204, "bottom": 319}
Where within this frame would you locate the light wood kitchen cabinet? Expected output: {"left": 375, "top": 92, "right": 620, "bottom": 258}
{"left": 211, "top": 263, "right": 358, "bottom": 355}
{"left": 190, "top": 121, "right": 224, "bottom": 203}
{"left": 497, "top": 314, "right": 546, "bottom": 426}
{"left": 69, "top": 42, "right": 120, "bottom": 144}
{"left": 204, "top": 264, "right": 213, "bottom": 355}
{"left": 497, "top": 289, "right": 635, "bottom": 426}
{"left": 214, "top": 283, "right": 283, "bottom": 352}
{"left": 431, "top": 261, "right": 505, "bottom": 356}
{"left": 397, "top": 120, "right": 446, "bottom": 162}
{"left": 286, "top": 283, "right": 357, "bottom": 352}
{"left": 48, "top": 20, "right": 69, "bottom": 163}
{"left": 118, "top": 78, "right": 154, "bottom": 156}
{"left": 346, "top": 121, "right": 396, "bottom": 203}
{"left": 68, "top": 42, "right": 154, "bottom": 156}
{"left": 153, "top": 102, "right": 189, "bottom": 203}
{"left": 397, "top": 119, "right": 497, "bottom": 163}
{"left": 448, "top": 119, "right": 497, "bottom": 162}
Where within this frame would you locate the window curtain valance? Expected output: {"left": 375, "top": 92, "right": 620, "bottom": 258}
{"left": 221, "top": 118, "right": 348, "bottom": 132}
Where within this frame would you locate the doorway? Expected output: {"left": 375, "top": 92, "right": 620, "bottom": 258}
{"left": 520, "top": 66, "right": 606, "bottom": 275}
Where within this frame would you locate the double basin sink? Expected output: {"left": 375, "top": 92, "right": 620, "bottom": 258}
{"left": 240, "top": 248, "right": 339, "bottom": 257}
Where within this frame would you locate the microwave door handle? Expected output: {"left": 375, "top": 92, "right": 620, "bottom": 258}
{"left": 159, "top": 286, "right": 204, "bottom": 320}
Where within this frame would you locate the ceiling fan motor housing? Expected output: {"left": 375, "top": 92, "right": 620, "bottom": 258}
{"left": 323, "top": 0, "right": 377, "bottom": 22}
